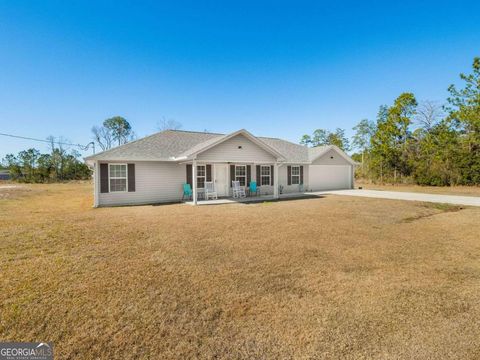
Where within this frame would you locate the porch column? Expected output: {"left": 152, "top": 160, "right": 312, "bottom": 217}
{"left": 273, "top": 162, "right": 279, "bottom": 199}
{"left": 93, "top": 161, "right": 99, "bottom": 208}
{"left": 192, "top": 159, "right": 197, "bottom": 205}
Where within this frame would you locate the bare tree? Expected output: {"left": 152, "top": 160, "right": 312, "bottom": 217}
{"left": 415, "top": 100, "right": 445, "bottom": 131}
{"left": 46, "top": 136, "right": 70, "bottom": 179}
{"left": 157, "top": 117, "right": 182, "bottom": 131}
{"left": 91, "top": 125, "right": 113, "bottom": 151}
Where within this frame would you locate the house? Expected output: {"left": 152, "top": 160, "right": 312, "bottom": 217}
{"left": 0, "top": 170, "right": 10, "bottom": 180}
{"left": 84, "top": 129, "right": 356, "bottom": 206}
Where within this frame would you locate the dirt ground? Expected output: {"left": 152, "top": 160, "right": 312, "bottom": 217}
{"left": 1, "top": 182, "right": 479, "bottom": 359}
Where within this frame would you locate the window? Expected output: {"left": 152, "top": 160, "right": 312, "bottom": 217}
{"left": 235, "top": 165, "right": 246, "bottom": 186}
{"left": 197, "top": 165, "right": 206, "bottom": 189}
{"left": 260, "top": 165, "right": 271, "bottom": 186}
{"left": 109, "top": 164, "right": 127, "bottom": 192}
{"left": 291, "top": 165, "right": 300, "bottom": 185}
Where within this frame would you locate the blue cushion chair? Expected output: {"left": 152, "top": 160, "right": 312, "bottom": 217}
{"left": 249, "top": 181, "right": 260, "bottom": 197}
{"left": 182, "top": 183, "right": 193, "bottom": 201}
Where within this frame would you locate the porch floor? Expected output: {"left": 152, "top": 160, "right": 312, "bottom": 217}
{"left": 185, "top": 192, "right": 315, "bottom": 205}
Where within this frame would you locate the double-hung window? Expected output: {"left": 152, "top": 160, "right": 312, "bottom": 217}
{"left": 197, "top": 165, "right": 206, "bottom": 189}
{"left": 291, "top": 165, "right": 300, "bottom": 185}
{"left": 109, "top": 164, "right": 127, "bottom": 192}
{"left": 235, "top": 165, "right": 246, "bottom": 186}
{"left": 260, "top": 165, "right": 271, "bottom": 186}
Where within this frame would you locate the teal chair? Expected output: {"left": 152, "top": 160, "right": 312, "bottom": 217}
{"left": 182, "top": 183, "right": 193, "bottom": 201}
{"left": 249, "top": 181, "right": 260, "bottom": 197}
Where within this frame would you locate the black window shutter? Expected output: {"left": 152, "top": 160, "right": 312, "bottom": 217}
{"left": 100, "top": 163, "right": 109, "bottom": 193}
{"left": 270, "top": 165, "right": 274, "bottom": 186}
{"left": 230, "top": 165, "right": 235, "bottom": 187}
{"left": 128, "top": 164, "right": 135, "bottom": 192}
{"left": 247, "top": 165, "right": 251, "bottom": 187}
{"left": 256, "top": 165, "right": 261, "bottom": 184}
{"left": 287, "top": 166, "right": 292, "bottom": 185}
{"left": 186, "top": 164, "right": 192, "bottom": 187}
{"left": 300, "top": 165, "right": 304, "bottom": 184}
{"left": 206, "top": 164, "right": 212, "bottom": 182}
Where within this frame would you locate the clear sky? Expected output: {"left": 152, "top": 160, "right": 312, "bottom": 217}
{"left": 1, "top": 0, "right": 479, "bottom": 158}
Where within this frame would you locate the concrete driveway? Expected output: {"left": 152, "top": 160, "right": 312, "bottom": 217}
{"left": 313, "top": 189, "right": 480, "bottom": 207}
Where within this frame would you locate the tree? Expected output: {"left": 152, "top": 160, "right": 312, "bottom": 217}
{"left": 352, "top": 119, "right": 376, "bottom": 172}
{"left": 299, "top": 134, "right": 312, "bottom": 146}
{"left": 300, "top": 128, "right": 350, "bottom": 150}
{"left": 18, "top": 148, "right": 40, "bottom": 180}
{"left": 311, "top": 129, "right": 328, "bottom": 147}
{"left": 327, "top": 128, "right": 351, "bottom": 151}
{"left": 3, "top": 154, "right": 22, "bottom": 179}
{"left": 411, "top": 120, "right": 461, "bottom": 185}
{"left": 446, "top": 57, "right": 480, "bottom": 184}
{"left": 103, "top": 116, "right": 134, "bottom": 146}
{"left": 92, "top": 125, "right": 113, "bottom": 151}
{"left": 415, "top": 100, "right": 444, "bottom": 131}
{"left": 370, "top": 94, "right": 417, "bottom": 183}
{"left": 158, "top": 117, "right": 182, "bottom": 131}
{"left": 92, "top": 116, "right": 134, "bottom": 150}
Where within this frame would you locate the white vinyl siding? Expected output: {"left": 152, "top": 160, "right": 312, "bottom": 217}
{"left": 311, "top": 148, "right": 352, "bottom": 166}
{"left": 99, "top": 161, "right": 186, "bottom": 206}
{"left": 197, "top": 134, "right": 276, "bottom": 162}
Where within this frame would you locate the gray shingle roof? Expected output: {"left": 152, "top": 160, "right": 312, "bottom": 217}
{"left": 85, "top": 130, "right": 222, "bottom": 161}
{"left": 84, "top": 129, "right": 337, "bottom": 163}
{"left": 258, "top": 137, "right": 311, "bottom": 163}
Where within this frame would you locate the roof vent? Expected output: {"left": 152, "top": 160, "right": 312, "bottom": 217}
{"left": 238, "top": 146, "right": 242, "bottom": 149}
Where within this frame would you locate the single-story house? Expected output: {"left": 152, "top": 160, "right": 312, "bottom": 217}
{"left": 84, "top": 129, "right": 356, "bottom": 207}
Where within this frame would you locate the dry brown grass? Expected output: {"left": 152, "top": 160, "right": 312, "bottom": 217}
{"left": 356, "top": 180, "right": 480, "bottom": 197}
{"left": 1, "top": 182, "right": 480, "bottom": 359}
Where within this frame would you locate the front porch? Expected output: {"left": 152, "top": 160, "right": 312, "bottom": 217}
{"left": 187, "top": 160, "right": 280, "bottom": 205}
{"left": 185, "top": 191, "right": 314, "bottom": 205}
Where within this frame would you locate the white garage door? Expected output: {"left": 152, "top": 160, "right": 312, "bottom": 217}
{"left": 308, "top": 165, "right": 352, "bottom": 191}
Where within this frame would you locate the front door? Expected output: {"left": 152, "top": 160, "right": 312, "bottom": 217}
{"left": 214, "top": 164, "right": 228, "bottom": 197}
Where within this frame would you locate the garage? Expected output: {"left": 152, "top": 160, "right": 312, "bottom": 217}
{"left": 308, "top": 164, "right": 352, "bottom": 191}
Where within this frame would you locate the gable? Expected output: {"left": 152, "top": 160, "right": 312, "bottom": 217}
{"left": 197, "top": 134, "right": 276, "bottom": 162}
{"left": 311, "top": 148, "right": 352, "bottom": 166}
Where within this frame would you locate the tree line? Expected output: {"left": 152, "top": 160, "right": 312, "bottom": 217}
{"left": 1, "top": 115, "right": 183, "bottom": 183}
{"left": 301, "top": 57, "right": 480, "bottom": 186}
{"left": 2, "top": 138, "right": 91, "bottom": 182}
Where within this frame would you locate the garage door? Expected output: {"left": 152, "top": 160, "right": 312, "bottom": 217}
{"left": 308, "top": 165, "right": 352, "bottom": 191}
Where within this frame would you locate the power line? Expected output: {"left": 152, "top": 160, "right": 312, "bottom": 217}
{"left": 0, "top": 132, "right": 95, "bottom": 153}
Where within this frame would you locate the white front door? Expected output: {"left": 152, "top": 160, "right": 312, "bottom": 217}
{"left": 214, "top": 164, "right": 228, "bottom": 197}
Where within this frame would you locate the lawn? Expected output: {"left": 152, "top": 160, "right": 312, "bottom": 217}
{"left": 1, "top": 182, "right": 480, "bottom": 359}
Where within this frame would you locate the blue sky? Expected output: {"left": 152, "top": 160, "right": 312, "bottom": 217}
{"left": 0, "top": 1, "right": 479, "bottom": 158}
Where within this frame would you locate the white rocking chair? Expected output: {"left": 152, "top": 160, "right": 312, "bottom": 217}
{"left": 205, "top": 181, "right": 218, "bottom": 200}
{"left": 232, "top": 180, "right": 246, "bottom": 198}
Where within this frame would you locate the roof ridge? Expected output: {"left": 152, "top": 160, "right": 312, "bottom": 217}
{"left": 259, "top": 136, "right": 306, "bottom": 147}
{"left": 167, "top": 129, "right": 225, "bottom": 135}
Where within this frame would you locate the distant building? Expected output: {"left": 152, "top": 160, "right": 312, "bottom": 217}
{"left": 0, "top": 170, "right": 10, "bottom": 180}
